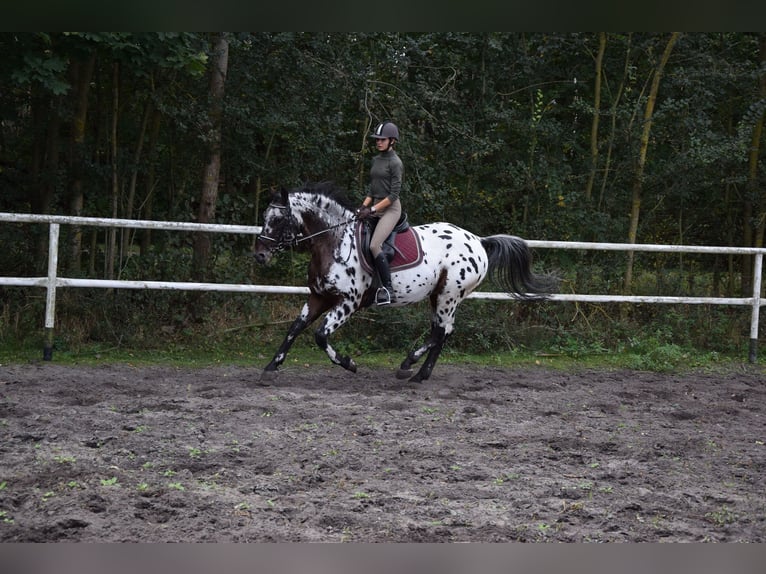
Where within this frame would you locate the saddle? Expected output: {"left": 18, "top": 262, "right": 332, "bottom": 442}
{"left": 355, "top": 212, "right": 424, "bottom": 274}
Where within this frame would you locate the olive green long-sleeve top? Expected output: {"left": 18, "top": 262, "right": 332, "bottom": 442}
{"left": 369, "top": 149, "right": 403, "bottom": 203}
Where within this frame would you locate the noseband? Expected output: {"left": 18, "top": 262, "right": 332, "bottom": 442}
{"left": 256, "top": 203, "right": 302, "bottom": 252}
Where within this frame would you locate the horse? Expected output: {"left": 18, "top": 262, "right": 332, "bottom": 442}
{"left": 253, "top": 182, "right": 558, "bottom": 383}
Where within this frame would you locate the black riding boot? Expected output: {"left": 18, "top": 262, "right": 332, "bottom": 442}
{"left": 374, "top": 253, "right": 395, "bottom": 305}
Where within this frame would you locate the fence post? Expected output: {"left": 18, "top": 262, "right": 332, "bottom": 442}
{"left": 43, "top": 223, "right": 60, "bottom": 361}
{"left": 749, "top": 252, "right": 763, "bottom": 364}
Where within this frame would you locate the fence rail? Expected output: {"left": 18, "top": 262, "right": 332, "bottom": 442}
{"left": 1, "top": 212, "right": 763, "bottom": 363}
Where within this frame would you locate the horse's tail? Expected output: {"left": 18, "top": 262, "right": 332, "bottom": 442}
{"left": 480, "top": 235, "right": 559, "bottom": 300}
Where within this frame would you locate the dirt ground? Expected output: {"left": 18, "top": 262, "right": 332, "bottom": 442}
{"left": 0, "top": 360, "right": 764, "bottom": 542}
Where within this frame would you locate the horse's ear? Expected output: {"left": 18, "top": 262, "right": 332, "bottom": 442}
{"left": 280, "top": 186, "right": 289, "bottom": 207}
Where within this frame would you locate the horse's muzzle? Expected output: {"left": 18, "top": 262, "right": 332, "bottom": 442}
{"left": 253, "top": 249, "right": 272, "bottom": 265}
{"left": 253, "top": 235, "right": 277, "bottom": 265}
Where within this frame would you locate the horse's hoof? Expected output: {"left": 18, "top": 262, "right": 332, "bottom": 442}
{"left": 396, "top": 368, "right": 413, "bottom": 380}
{"left": 255, "top": 369, "right": 277, "bottom": 385}
{"left": 408, "top": 373, "right": 424, "bottom": 384}
{"left": 340, "top": 357, "right": 357, "bottom": 373}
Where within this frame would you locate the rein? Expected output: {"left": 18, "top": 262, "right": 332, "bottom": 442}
{"left": 292, "top": 217, "right": 356, "bottom": 246}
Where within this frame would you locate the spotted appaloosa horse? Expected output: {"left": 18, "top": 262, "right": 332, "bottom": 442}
{"left": 253, "top": 182, "right": 558, "bottom": 382}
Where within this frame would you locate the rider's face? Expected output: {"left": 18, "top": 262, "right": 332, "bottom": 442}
{"left": 375, "top": 137, "right": 390, "bottom": 151}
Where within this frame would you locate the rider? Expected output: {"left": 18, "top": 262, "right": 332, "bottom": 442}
{"left": 356, "top": 121, "right": 404, "bottom": 305}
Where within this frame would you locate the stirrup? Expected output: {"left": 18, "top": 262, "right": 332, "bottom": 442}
{"left": 376, "top": 287, "right": 393, "bottom": 306}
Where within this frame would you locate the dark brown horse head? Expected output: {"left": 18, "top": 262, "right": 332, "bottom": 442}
{"left": 253, "top": 187, "right": 300, "bottom": 265}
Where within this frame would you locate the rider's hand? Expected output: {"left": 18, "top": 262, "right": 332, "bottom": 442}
{"left": 356, "top": 206, "right": 373, "bottom": 220}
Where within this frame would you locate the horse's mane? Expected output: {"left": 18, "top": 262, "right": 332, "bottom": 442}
{"left": 292, "top": 181, "right": 356, "bottom": 211}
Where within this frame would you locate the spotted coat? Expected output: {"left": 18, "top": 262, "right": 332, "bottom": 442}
{"left": 253, "top": 184, "right": 555, "bottom": 382}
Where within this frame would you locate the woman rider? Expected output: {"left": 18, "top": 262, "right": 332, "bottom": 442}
{"left": 356, "top": 121, "right": 404, "bottom": 305}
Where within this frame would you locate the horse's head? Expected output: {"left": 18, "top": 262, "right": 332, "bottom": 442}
{"left": 254, "top": 187, "right": 302, "bottom": 265}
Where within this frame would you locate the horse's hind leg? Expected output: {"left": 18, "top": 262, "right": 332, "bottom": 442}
{"left": 397, "top": 324, "right": 449, "bottom": 383}
{"left": 397, "top": 342, "right": 431, "bottom": 379}
{"left": 398, "top": 291, "right": 459, "bottom": 382}
{"left": 413, "top": 327, "right": 450, "bottom": 383}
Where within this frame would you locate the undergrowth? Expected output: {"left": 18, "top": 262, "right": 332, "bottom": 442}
{"left": 0, "top": 287, "right": 759, "bottom": 372}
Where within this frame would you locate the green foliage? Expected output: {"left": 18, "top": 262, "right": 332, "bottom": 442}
{"left": 1, "top": 32, "right": 765, "bottom": 365}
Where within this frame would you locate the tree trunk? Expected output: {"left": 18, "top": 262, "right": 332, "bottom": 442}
{"left": 584, "top": 32, "right": 606, "bottom": 203}
{"left": 599, "top": 33, "right": 631, "bottom": 212}
{"left": 121, "top": 97, "right": 151, "bottom": 261}
{"left": 29, "top": 93, "right": 61, "bottom": 270}
{"left": 192, "top": 33, "right": 229, "bottom": 282}
{"left": 726, "top": 181, "right": 736, "bottom": 296}
{"left": 140, "top": 106, "right": 163, "bottom": 256}
{"left": 106, "top": 62, "right": 120, "bottom": 281}
{"left": 742, "top": 33, "right": 766, "bottom": 296}
{"left": 66, "top": 52, "right": 96, "bottom": 275}
{"left": 623, "top": 32, "right": 680, "bottom": 294}
{"left": 252, "top": 130, "right": 276, "bottom": 252}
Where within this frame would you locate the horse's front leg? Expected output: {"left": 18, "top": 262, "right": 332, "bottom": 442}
{"left": 263, "top": 296, "right": 327, "bottom": 374}
{"left": 314, "top": 297, "right": 359, "bottom": 373}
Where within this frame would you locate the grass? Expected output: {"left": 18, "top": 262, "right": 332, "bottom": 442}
{"left": 705, "top": 506, "right": 738, "bottom": 527}
{"left": 0, "top": 332, "right": 761, "bottom": 374}
{"left": 1, "top": 282, "right": 761, "bottom": 373}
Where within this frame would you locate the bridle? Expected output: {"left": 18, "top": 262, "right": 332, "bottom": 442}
{"left": 257, "top": 202, "right": 356, "bottom": 254}
{"left": 256, "top": 204, "right": 300, "bottom": 252}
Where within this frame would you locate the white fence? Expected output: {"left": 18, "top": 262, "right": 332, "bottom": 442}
{"left": 0, "top": 212, "right": 763, "bottom": 363}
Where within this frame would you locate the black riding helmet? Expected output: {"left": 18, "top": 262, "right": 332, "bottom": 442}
{"left": 370, "top": 121, "right": 400, "bottom": 142}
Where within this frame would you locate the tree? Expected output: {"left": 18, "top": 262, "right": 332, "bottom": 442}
{"left": 623, "top": 32, "right": 680, "bottom": 294}
{"left": 584, "top": 32, "right": 606, "bottom": 202}
{"left": 192, "top": 33, "right": 229, "bottom": 282}
{"left": 742, "top": 33, "right": 766, "bottom": 295}
{"left": 1, "top": 32, "right": 764, "bottom": 300}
